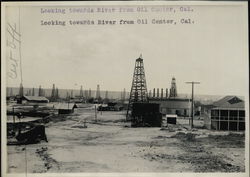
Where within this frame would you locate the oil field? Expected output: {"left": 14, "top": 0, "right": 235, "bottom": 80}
{"left": 6, "top": 56, "right": 246, "bottom": 173}
{"left": 4, "top": 3, "right": 248, "bottom": 175}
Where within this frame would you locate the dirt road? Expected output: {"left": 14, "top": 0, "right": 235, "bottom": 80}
{"left": 7, "top": 107, "right": 245, "bottom": 173}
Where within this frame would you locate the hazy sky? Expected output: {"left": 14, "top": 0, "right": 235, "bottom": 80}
{"left": 5, "top": 3, "right": 248, "bottom": 96}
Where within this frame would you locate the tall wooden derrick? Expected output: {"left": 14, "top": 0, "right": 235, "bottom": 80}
{"left": 126, "top": 55, "right": 148, "bottom": 120}
{"left": 96, "top": 84, "right": 101, "bottom": 99}
{"left": 19, "top": 83, "right": 23, "bottom": 97}
{"left": 80, "top": 85, "right": 84, "bottom": 98}
{"left": 169, "top": 77, "right": 177, "bottom": 98}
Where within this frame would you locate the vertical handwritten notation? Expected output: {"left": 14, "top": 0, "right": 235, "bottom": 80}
{"left": 7, "top": 23, "right": 21, "bottom": 79}
{"left": 6, "top": 7, "right": 22, "bottom": 82}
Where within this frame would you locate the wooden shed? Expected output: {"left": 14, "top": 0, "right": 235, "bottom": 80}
{"left": 58, "top": 103, "right": 77, "bottom": 114}
{"left": 204, "top": 96, "right": 245, "bottom": 131}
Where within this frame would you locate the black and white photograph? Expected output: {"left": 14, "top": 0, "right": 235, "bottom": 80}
{"left": 1, "top": 1, "right": 249, "bottom": 176}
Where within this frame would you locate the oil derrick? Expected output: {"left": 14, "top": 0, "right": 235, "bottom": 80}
{"left": 169, "top": 77, "right": 177, "bottom": 98}
{"left": 126, "top": 55, "right": 148, "bottom": 119}
{"left": 80, "top": 85, "right": 83, "bottom": 98}
{"left": 51, "top": 84, "right": 56, "bottom": 101}
{"left": 16, "top": 83, "right": 24, "bottom": 104}
{"left": 96, "top": 84, "right": 100, "bottom": 99}
{"left": 104, "top": 90, "right": 109, "bottom": 103}
{"left": 165, "top": 88, "right": 168, "bottom": 98}
{"left": 38, "top": 86, "right": 42, "bottom": 96}
{"left": 19, "top": 83, "right": 23, "bottom": 97}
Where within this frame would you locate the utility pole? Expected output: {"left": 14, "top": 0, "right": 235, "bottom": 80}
{"left": 185, "top": 81, "right": 200, "bottom": 129}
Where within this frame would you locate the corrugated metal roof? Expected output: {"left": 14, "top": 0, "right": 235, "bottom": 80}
{"left": 57, "top": 103, "right": 77, "bottom": 110}
{"left": 23, "top": 96, "right": 49, "bottom": 102}
{"left": 213, "top": 96, "right": 244, "bottom": 109}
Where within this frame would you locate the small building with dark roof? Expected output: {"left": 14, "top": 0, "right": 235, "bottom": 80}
{"left": 22, "top": 96, "right": 49, "bottom": 103}
{"left": 204, "top": 96, "right": 245, "bottom": 131}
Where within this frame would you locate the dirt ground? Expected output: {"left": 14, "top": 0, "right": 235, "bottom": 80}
{"left": 7, "top": 105, "right": 245, "bottom": 173}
